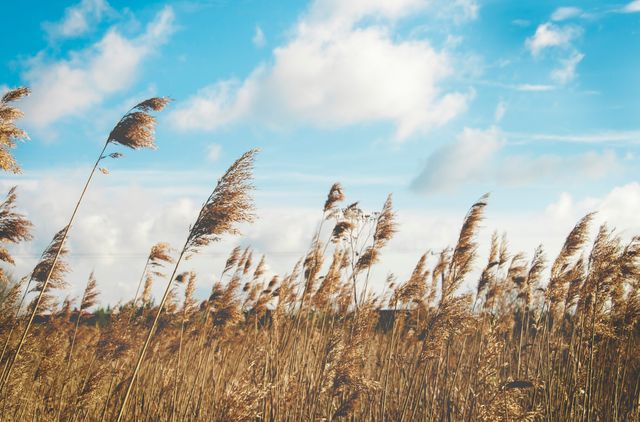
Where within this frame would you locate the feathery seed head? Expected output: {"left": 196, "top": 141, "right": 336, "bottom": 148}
{"left": 81, "top": 271, "right": 100, "bottom": 311}
{"left": 185, "top": 149, "right": 258, "bottom": 256}
{"left": 0, "top": 86, "right": 30, "bottom": 173}
{"left": 107, "top": 97, "right": 171, "bottom": 150}
{"left": 324, "top": 182, "right": 345, "bottom": 213}
{"left": 0, "top": 187, "right": 33, "bottom": 265}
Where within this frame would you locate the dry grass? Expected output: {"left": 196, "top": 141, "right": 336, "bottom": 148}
{"left": 0, "top": 87, "right": 638, "bottom": 421}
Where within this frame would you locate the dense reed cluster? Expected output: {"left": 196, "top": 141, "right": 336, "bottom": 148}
{"left": 0, "top": 85, "right": 638, "bottom": 421}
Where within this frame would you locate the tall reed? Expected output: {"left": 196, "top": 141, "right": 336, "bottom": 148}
{"left": 0, "top": 97, "right": 170, "bottom": 393}
{"left": 116, "top": 149, "right": 258, "bottom": 421}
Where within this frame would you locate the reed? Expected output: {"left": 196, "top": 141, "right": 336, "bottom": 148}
{"left": 0, "top": 88, "right": 637, "bottom": 420}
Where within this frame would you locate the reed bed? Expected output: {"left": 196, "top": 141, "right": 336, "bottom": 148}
{"left": 0, "top": 86, "right": 638, "bottom": 421}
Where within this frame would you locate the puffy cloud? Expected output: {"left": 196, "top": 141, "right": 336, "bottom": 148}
{"left": 21, "top": 6, "right": 175, "bottom": 129}
{"left": 526, "top": 22, "right": 581, "bottom": 56}
{"left": 542, "top": 183, "right": 640, "bottom": 237}
{"left": 43, "top": 0, "right": 113, "bottom": 39}
{"left": 598, "top": 183, "right": 640, "bottom": 230}
{"left": 170, "top": 0, "right": 471, "bottom": 141}
{"left": 169, "top": 78, "right": 255, "bottom": 132}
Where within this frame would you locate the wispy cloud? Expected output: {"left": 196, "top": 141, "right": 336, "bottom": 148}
{"left": 206, "top": 144, "right": 222, "bottom": 162}
{"left": 551, "top": 51, "right": 584, "bottom": 84}
{"left": 515, "top": 83, "right": 556, "bottom": 92}
{"left": 508, "top": 130, "right": 640, "bottom": 144}
{"left": 252, "top": 25, "right": 266, "bottom": 48}
{"left": 411, "top": 126, "right": 504, "bottom": 194}
{"left": 526, "top": 22, "right": 582, "bottom": 56}
{"left": 43, "top": 0, "right": 113, "bottom": 40}
{"left": 21, "top": 6, "right": 175, "bottom": 129}
{"left": 622, "top": 1, "right": 640, "bottom": 13}
{"left": 551, "top": 7, "right": 583, "bottom": 21}
{"left": 525, "top": 19, "right": 585, "bottom": 85}
{"left": 411, "top": 127, "right": 622, "bottom": 194}
{"left": 494, "top": 100, "right": 506, "bottom": 122}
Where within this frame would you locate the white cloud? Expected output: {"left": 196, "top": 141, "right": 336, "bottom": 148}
{"left": 170, "top": 78, "right": 255, "bottom": 131}
{"left": 516, "top": 83, "right": 556, "bottom": 92}
{"left": 4, "top": 165, "right": 640, "bottom": 305}
{"left": 450, "top": 0, "right": 479, "bottom": 22}
{"left": 525, "top": 21, "right": 584, "bottom": 84}
{"left": 411, "top": 127, "right": 621, "bottom": 194}
{"left": 551, "top": 51, "right": 584, "bottom": 84}
{"left": 43, "top": 0, "right": 113, "bottom": 39}
{"left": 544, "top": 183, "right": 640, "bottom": 237}
{"left": 598, "top": 183, "right": 640, "bottom": 230}
{"left": 411, "top": 126, "right": 504, "bottom": 194}
{"left": 526, "top": 22, "right": 581, "bottom": 56}
{"left": 170, "top": 0, "right": 471, "bottom": 141}
{"left": 0, "top": 168, "right": 335, "bottom": 304}
{"left": 306, "top": 0, "right": 428, "bottom": 27}
{"left": 622, "top": 1, "right": 640, "bottom": 13}
{"left": 497, "top": 150, "right": 619, "bottom": 186}
{"left": 507, "top": 130, "right": 640, "bottom": 144}
{"left": 551, "top": 7, "right": 583, "bottom": 21}
{"left": 252, "top": 25, "right": 266, "bottom": 48}
{"left": 512, "top": 19, "right": 530, "bottom": 27}
{"left": 21, "top": 6, "right": 175, "bottom": 129}
{"left": 206, "top": 144, "right": 222, "bottom": 162}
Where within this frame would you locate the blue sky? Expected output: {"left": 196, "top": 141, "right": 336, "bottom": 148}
{"left": 1, "top": 0, "right": 640, "bottom": 303}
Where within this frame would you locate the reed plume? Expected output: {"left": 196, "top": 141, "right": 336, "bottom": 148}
{"left": 393, "top": 253, "right": 429, "bottom": 307}
{"left": 313, "top": 249, "right": 344, "bottom": 310}
{"left": 547, "top": 212, "right": 595, "bottom": 316}
{"left": 442, "top": 193, "right": 489, "bottom": 303}
{"left": 0, "top": 187, "right": 33, "bottom": 266}
{"left": 324, "top": 182, "right": 345, "bottom": 213}
{"left": 355, "top": 194, "right": 397, "bottom": 274}
{"left": 67, "top": 271, "right": 100, "bottom": 369}
{"left": 117, "top": 149, "right": 258, "bottom": 421}
{"left": 0, "top": 226, "right": 70, "bottom": 389}
{"left": 0, "top": 97, "right": 169, "bottom": 393}
{"left": 0, "top": 86, "right": 30, "bottom": 173}
{"left": 0, "top": 187, "right": 33, "bottom": 364}
{"left": 131, "top": 242, "right": 174, "bottom": 309}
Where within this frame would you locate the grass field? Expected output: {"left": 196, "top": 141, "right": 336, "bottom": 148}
{"left": 0, "top": 88, "right": 639, "bottom": 421}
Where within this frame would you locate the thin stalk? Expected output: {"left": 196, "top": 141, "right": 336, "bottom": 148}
{"left": 128, "top": 256, "right": 151, "bottom": 323}
{"left": 171, "top": 314, "right": 187, "bottom": 422}
{"left": 116, "top": 243, "right": 187, "bottom": 422}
